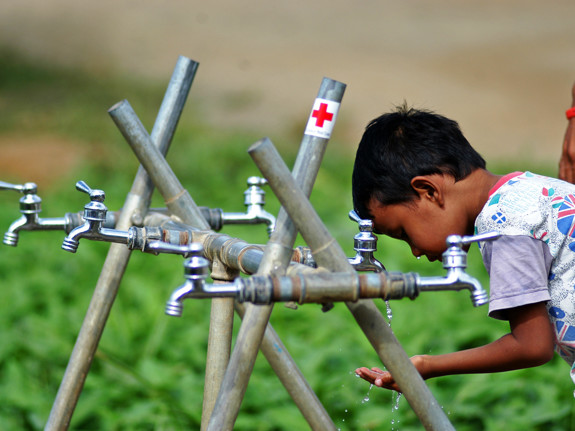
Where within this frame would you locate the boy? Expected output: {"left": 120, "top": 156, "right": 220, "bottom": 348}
{"left": 353, "top": 104, "right": 575, "bottom": 392}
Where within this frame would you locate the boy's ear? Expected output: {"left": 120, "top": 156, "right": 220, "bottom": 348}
{"left": 410, "top": 175, "right": 444, "bottom": 205}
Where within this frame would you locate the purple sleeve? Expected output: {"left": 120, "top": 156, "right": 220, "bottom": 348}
{"left": 481, "top": 235, "right": 552, "bottom": 320}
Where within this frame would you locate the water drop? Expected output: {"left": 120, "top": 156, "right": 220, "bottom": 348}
{"left": 362, "top": 384, "right": 373, "bottom": 403}
{"left": 385, "top": 300, "right": 393, "bottom": 323}
{"left": 392, "top": 391, "right": 403, "bottom": 412}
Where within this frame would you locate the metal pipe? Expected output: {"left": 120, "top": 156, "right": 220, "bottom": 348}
{"left": 247, "top": 137, "right": 455, "bottom": 431}
{"left": 208, "top": 78, "right": 345, "bottom": 431}
{"left": 45, "top": 55, "right": 199, "bottom": 431}
{"left": 238, "top": 271, "right": 418, "bottom": 304}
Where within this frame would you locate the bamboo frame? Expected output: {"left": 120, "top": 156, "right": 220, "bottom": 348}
{"left": 42, "top": 65, "right": 455, "bottom": 430}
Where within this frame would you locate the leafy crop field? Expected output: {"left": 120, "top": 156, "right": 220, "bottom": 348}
{"left": 0, "top": 51, "right": 574, "bottom": 430}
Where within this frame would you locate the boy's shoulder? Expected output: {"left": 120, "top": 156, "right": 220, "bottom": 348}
{"left": 476, "top": 172, "right": 575, "bottom": 253}
{"left": 485, "top": 172, "right": 575, "bottom": 206}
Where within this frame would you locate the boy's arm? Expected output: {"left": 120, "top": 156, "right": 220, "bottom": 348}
{"left": 355, "top": 302, "right": 554, "bottom": 392}
{"left": 559, "top": 81, "right": 575, "bottom": 183}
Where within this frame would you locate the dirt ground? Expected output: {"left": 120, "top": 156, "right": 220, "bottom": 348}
{"left": 1, "top": 0, "right": 575, "bottom": 183}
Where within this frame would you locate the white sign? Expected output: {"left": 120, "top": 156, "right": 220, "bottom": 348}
{"left": 304, "top": 98, "right": 340, "bottom": 139}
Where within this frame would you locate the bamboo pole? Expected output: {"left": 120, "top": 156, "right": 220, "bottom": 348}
{"left": 45, "top": 56, "right": 199, "bottom": 431}
{"left": 208, "top": 78, "right": 345, "bottom": 431}
{"left": 201, "top": 260, "right": 238, "bottom": 431}
{"left": 248, "top": 137, "right": 455, "bottom": 431}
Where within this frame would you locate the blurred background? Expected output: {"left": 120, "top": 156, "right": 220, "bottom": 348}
{"left": 0, "top": 1, "right": 574, "bottom": 429}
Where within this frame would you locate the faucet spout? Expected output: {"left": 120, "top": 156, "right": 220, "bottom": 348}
{"left": 4, "top": 215, "right": 30, "bottom": 246}
{"left": 417, "top": 268, "right": 488, "bottom": 306}
{"left": 222, "top": 207, "right": 276, "bottom": 236}
{"left": 348, "top": 251, "right": 385, "bottom": 273}
{"left": 165, "top": 282, "right": 195, "bottom": 317}
{"left": 415, "top": 232, "right": 499, "bottom": 306}
{"left": 62, "top": 223, "right": 131, "bottom": 253}
{"left": 4, "top": 214, "right": 70, "bottom": 246}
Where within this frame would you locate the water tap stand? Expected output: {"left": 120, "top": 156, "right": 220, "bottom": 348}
{"left": 40, "top": 66, "right": 461, "bottom": 431}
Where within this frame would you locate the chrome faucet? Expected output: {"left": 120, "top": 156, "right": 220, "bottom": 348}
{"left": 416, "top": 231, "right": 500, "bottom": 306}
{"left": 164, "top": 243, "right": 239, "bottom": 317}
{"left": 347, "top": 210, "right": 385, "bottom": 272}
{"left": 62, "top": 181, "right": 131, "bottom": 253}
{"left": 221, "top": 176, "right": 276, "bottom": 237}
{"left": 289, "top": 211, "right": 385, "bottom": 272}
{"left": 0, "top": 180, "right": 71, "bottom": 246}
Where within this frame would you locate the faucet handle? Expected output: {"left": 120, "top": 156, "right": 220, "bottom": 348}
{"left": 75, "top": 180, "right": 105, "bottom": 202}
{"left": 349, "top": 210, "right": 375, "bottom": 233}
{"left": 0, "top": 181, "right": 41, "bottom": 215}
{"left": 73, "top": 180, "right": 107, "bottom": 222}
{"left": 446, "top": 231, "right": 500, "bottom": 248}
{"left": 247, "top": 176, "right": 268, "bottom": 187}
{"left": 348, "top": 209, "right": 361, "bottom": 224}
{"left": 0, "top": 181, "right": 38, "bottom": 195}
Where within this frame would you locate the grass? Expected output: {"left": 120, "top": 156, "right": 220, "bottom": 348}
{"left": 1, "top": 50, "right": 574, "bottom": 430}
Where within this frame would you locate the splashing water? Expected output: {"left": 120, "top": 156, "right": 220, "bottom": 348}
{"left": 391, "top": 391, "right": 403, "bottom": 430}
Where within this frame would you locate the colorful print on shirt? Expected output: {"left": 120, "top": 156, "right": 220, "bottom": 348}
{"left": 475, "top": 172, "right": 575, "bottom": 381}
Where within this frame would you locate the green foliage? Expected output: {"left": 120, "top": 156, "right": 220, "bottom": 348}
{"left": 0, "top": 51, "right": 574, "bottom": 430}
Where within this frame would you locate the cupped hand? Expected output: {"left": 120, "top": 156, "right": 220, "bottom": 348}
{"left": 354, "top": 366, "right": 400, "bottom": 391}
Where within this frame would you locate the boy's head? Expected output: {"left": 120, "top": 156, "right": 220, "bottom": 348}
{"left": 352, "top": 104, "right": 486, "bottom": 220}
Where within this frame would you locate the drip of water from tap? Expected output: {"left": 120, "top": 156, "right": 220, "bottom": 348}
{"left": 385, "top": 300, "right": 393, "bottom": 323}
{"left": 361, "top": 384, "right": 373, "bottom": 403}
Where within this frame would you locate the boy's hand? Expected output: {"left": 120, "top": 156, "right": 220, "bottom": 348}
{"left": 355, "top": 366, "right": 399, "bottom": 391}
{"left": 355, "top": 355, "right": 428, "bottom": 392}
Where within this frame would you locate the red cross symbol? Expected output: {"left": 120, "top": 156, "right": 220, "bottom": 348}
{"left": 311, "top": 102, "right": 334, "bottom": 127}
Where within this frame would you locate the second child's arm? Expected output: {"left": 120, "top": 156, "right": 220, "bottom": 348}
{"left": 355, "top": 302, "right": 554, "bottom": 392}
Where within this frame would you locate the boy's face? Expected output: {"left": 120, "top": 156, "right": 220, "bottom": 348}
{"left": 367, "top": 195, "right": 467, "bottom": 262}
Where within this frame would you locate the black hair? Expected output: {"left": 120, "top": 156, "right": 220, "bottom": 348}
{"left": 352, "top": 104, "right": 486, "bottom": 219}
